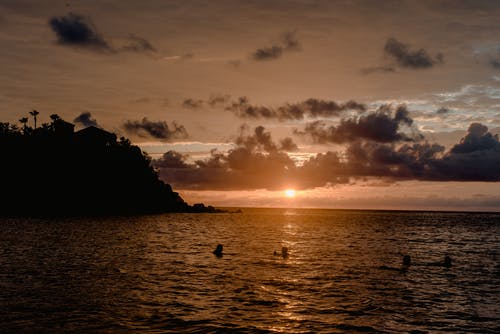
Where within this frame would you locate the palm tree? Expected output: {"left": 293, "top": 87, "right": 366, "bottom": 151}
{"left": 49, "top": 114, "right": 61, "bottom": 131}
{"left": 29, "top": 110, "right": 39, "bottom": 129}
{"left": 19, "top": 117, "right": 28, "bottom": 133}
{"left": 50, "top": 114, "right": 61, "bottom": 122}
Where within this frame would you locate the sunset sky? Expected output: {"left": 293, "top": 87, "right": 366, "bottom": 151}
{"left": 2, "top": 0, "right": 500, "bottom": 211}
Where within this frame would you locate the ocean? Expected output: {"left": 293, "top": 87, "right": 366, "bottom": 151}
{"left": 0, "top": 208, "right": 499, "bottom": 333}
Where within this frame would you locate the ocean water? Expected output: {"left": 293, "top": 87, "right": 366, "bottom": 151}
{"left": 0, "top": 208, "right": 499, "bottom": 333}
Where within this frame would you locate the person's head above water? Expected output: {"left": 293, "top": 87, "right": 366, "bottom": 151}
{"left": 281, "top": 247, "right": 289, "bottom": 258}
{"left": 213, "top": 244, "right": 223, "bottom": 257}
{"left": 444, "top": 255, "right": 452, "bottom": 268}
{"left": 402, "top": 255, "right": 411, "bottom": 266}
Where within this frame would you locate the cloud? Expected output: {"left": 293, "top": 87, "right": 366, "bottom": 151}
{"left": 73, "top": 112, "right": 99, "bottom": 128}
{"left": 234, "top": 125, "right": 298, "bottom": 153}
{"left": 49, "top": 13, "right": 156, "bottom": 54}
{"left": 208, "top": 94, "right": 231, "bottom": 107}
{"left": 282, "top": 30, "right": 300, "bottom": 50}
{"left": 428, "top": 123, "right": 500, "bottom": 181}
{"left": 384, "top": 38, "right": 443, "bottom": 69}
{"left": 226, "top": 96, "right": 365, "bottom": 120}
{"left": 122, "top": 118, "right": 188, "bottom": 141}
{"left": 253, "top": 46, "right": 283, "bottom": 60}
{"left": 301, "top": 99, "right": 366, "bottom": 117}
{"left": 305, "top": 123, "right": 500, "bottom": 183}
{"left": 182, "top": 98, "right": 204, "bottom": 109}
{"left": 180, "top": 95, "right": 365, "bottom": 120}
{"left": 153, "top": 125, "right": 299, "bottom": 190}
{"left": 121, "top": 34, "right": 156, "bottom": 53}
{"left": 360, "top": 66, "right": 396, "bottom": 75}
{"left": 153, "top": 150, "right": 190, "bottom": 169}
{"left": 153, "top": 118, "right": 500, "bottom": 190}
{"left": 279, "top": 137, "right": 298, "bottom": 151}
{"left": 251, "top": 31, "right": 300, "bottom": 61}
{"left": 295, "top": 104, "right": 420, "bottom": 143}
{"left": 449, "top": 123, "right": 498, "bottom": 154}
{"left": 49, "top": 13, "right": 111, "bottom": 51}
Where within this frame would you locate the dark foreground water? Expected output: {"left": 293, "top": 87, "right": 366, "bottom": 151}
{"left": 0, "top": 209, "right": 499, "bottom": 333}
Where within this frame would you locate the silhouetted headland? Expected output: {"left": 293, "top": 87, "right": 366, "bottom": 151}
{"left": 0, "top": 113, "right": 222, "bottom": 216}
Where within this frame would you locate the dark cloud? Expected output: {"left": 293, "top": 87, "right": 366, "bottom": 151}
{"left": 122, "top": 118, "right": 188, "bottom": 141}
{"left": 153, "top": 122, "right": 500, "bottom": 190}
{"left": 226, "top": 97, "right": 365, "bottom": 120}
{"left": 251, "top": 31, "right": 300, "bottom": 61}
{"left": 427, "top": 124, "right": 500, "bottom": 181}
{"left": 153, "top": 125, "right": 299, "bottom": 190}
{"left": 49, "top": 13, "right": 111, "bottom": 51}
{"left": 73, "top": 112, "right": 99, "bottom": 128}
{"left": 282, "top": 30, "right": 300, "bottom": 50}
{"left": 301, "top": 99, "right": 366, "bottom": 117}
{"left": 154, "top": 150, "right": 190, "bottom": 169}
{"left": 208, "top": 94, "right": 231, "bottom": 107}
{"left": 182, "top": 98, "right": 204, "bottom": 109}
{"left": 449, "top": 123, "right": 498, "bottom": 154}
{"left": 235, "top": 125, "right": 298, "bottom": 153}
{"left": 308, "top": 123, "right": 500, "bottom": 182}
{"left": 295, "top": 104, "right": 420, "bottom": 143}
{"left": 253, "top": 46, "right": 283, "bottom": 60}
{"left": 179, "top": 95, "right": 364, "bottom": 120}
{"left": 384, "top": 38, "right": 443, "bottom": 69}
{"left": 49, "top": 13, "right": 156, "bottom": 54}
{"left": 121, "top": 34, "right": 156, "bottom": 53}
{"left": 279, "top": 137, "right": 298, "bottom": 151}
{"left": 227, "top": 97, "right": 274, "bottom": 118}
{"left": 360, "top": 66, "right": 396, "bottom": 75}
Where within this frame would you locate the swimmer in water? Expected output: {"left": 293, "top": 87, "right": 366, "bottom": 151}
{"left": 444, "top": 255, "right": 452, "bottom": 268}
{"left": 273, "top": 246, "right": 289, "bottom": 258}
{"left": 281, "top": 246, "right": 289, "bottom": 258}
{"left": 213, "top": 244, "right": 223, "bottom": 257}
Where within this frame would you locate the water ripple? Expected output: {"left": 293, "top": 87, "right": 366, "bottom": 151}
{"left": 0, "top": 210, "right": 499, "bottom": 332}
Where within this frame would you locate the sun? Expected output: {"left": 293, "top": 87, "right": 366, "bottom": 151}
{"left": 284, "top": 189, "right": 296, "bottom": 198}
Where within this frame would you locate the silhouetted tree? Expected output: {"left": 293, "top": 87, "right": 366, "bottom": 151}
{"left": 0, "top": 122, "right": 16, "bottom": 136}
{"left": 19, "top": 117, "right": 29, "bottom": 133}
{"left": 50, "top": 114, "right": 60, "bottom": 121}
{"left": 40, "top": 123, "right": 51, "bottom": 131}
{"left": 29, "top": 110, "right": 39, "bottom": 129}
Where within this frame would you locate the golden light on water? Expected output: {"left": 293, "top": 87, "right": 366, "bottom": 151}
{"left": 284, "top": 189, "right": 296, "bottom": 198}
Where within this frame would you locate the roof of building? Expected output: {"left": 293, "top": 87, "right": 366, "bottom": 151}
{"left": 75, "top": 126, "right": 116, "bottom": 143}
